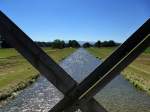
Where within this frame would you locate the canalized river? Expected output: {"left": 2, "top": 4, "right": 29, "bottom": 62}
{"left": 0, "top": 48, "right": 150, "bottom": 112}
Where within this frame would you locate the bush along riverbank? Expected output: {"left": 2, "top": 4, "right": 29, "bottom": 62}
{"left": 0, "top": 48, "right": 76, "bottom": 105}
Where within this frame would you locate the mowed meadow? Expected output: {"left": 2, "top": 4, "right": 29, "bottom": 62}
{"left": 0, "top": 47, "right": 150, "bottom": 103}
{"left": 0, "top": 48, "right": 76, "bottom": 101}
{"left": 87, "top": 47, "right": 150, "bottom": 95}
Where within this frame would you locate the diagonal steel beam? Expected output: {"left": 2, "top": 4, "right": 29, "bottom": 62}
{"left": 50, "top": 19, "right": 150, "bottom": 112}
{"left": 78, "top": 34, "right": 150, "bottom": 102}
{"left": 0, "top": 10, "right": 76, "bottom": 94}
{"left": 70, "top": 34, "right": 150, "bottom": 111}
{"left": 1, "top": 10, "right": 149, "bottom": 111}
{"left": 0, "top": 11, "right": 107, "bottom": 112}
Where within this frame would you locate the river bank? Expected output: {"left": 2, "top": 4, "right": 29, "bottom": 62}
{"left": 0, "top": 47, "right": 149, "bottom": 106}
{"left": 0, "top": 48, "right": 75, "bottom": 105}
{"left": 87, "top": 47, "right": 150, "bottom": 95}
{"left": 1, "top": 48, "right": 150, "bottom": 112}
{"left": 0, "top": 74, "right": 39, "bottom": 106}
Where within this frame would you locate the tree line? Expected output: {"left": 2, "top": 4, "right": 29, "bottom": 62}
{"left": 37, "top": 40, "right": 120, "bottom": 48}
{"left": 83, "top": 40, "right": 120, "bottom": 48}
{"left": 0, "top": 36, "right": 119, "bottom": 49}
{"left": 35, "top": 39, "right": 81, "bottom": 48}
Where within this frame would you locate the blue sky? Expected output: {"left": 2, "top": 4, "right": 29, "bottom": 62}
{"left": 0, "top": 0, "right": 149, "bottom": 42}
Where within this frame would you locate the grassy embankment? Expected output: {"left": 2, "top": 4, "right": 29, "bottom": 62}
{"left": 87, "top": 47, "right": 150, "bottom": 95}
{"left": 0, "top": 48, "right": 75, "bottom": 101}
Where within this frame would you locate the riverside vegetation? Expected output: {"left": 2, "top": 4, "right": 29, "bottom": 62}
{"left": 87, "top": 47, "right": 150, "bottom": 95}
{"left": 0, "top": 48, "right": 75, "bottom": 103}
{"left": 0, "top": 46, "right": 149, "bottom": 103}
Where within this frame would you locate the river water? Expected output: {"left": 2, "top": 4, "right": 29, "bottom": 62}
{"left": 0, "top": 48, "right": 150, "bottom": 112}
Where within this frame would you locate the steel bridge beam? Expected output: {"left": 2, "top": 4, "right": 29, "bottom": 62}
{"left": 0, "top": 11, "right": 107, "bottom": 112}
{"left": 0, "top": 11, "right": 149, "bottom": 112}
{"left": 50, "top": 19, "right": 150, "bottom": 112}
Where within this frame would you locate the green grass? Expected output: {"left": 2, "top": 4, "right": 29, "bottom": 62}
{"left": 87, "top": 47, "right": 150, "bottom": 95}
{"left": 0, "top": 48, "right": 19, "bottom": 58}
{"left": 0, "top": 47, "right": 76, "bottom": 101}
{"left": 144, "top": 47, "right": 150, "bottom": 54}
{"left": 0, "top": 46, "right": 149, "bottom": 101}
{"left": 87, "top": 47, "right": 117, "bottom": 60}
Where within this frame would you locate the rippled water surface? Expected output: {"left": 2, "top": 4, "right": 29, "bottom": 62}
{"left": 0, "top": 48, "right": 150, "bottom": 112}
